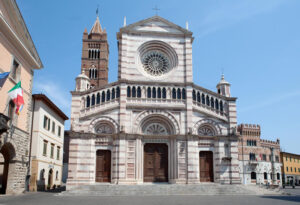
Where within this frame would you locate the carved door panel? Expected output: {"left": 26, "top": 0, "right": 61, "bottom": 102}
{"left": 144, "top": 143, "right": 168, "bottom": 182}
{"left": 199, "top": 151, "right": 214, "bottom": 182}
{"left": 96, "top": 150, "right": 111, "bottom": 182}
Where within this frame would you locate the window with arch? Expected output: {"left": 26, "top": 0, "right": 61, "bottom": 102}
{"left": 277, "top": 173, "right": 280, "bottom": 180}
{"left": 116, "top": 87, "right": 120, "bottom": 98}
{"left": 197, "top": 92, "right": 201, "bottom": 103}
{"left": 162, "top": 87, "right": 166, "bottom": 99}
{"left": 192, "top": 90, "right": 196, "bottom": 101}
{"left": 215, "top": 99, "right": 219, "bottom": 110}
{"left": 91, "top": 94, "right": 95, "bottom": 106}
{"left": 132, "top": 87, "right": 136, "bottom": 97}
{"left": 95, "top": 123, "right": 114, "bottom": 134}
{"left": 198, "top": 125, "right": 215, "bottom": 136}
{"left": 56, "top": 171, "right": 59, "bottom": 180}
{"left": 206, "top": 95, "right": 210, "bottom": 106}
{"left": 112, "top": 88, "right": 115, "bottom": 100}
{"left": 86, "top": 96, "right": 90, "bottom": 107}
{"left": 211, "top": 97, "right": 214, "bottom": 108}
{"left": 182, "top": 88, "right": 186, "bottom": 99}
{"left": 101, "top": 91, "right": 105, "bottom": 103}
{"left": 127, "top": 86, "right": 131, "bottom": 97}
{"left": 177, "top": 88, "right": 181, "bottom": 99}
{"left": 143, "top": 123, "right": 169, "bottom": 135}
{"left": 220, "top": 101, "right": 224, "bottom": 112}
{"left": 137, "top": 87, "right": 141, "bottom": 98}
{"left": 106, "top": 90, "right": 110, "bottom": 101}
{"left": 264, "top": 172, "right": 268, "bottom": 180}
{"left": 201, "top": 94, "right": 205, "bottom": 104}
{"left": 147, "top": 87, "right": 151, "bottom": 98}
{"left": 152, "top": 87, "right": 156, "bottom": 98}
{"left": 172, "top": 88, "right": 176, "bottom": 99}
{"left": 251, "top": 172, "right": 256, "bottom": 180}
{"left": 157, "top": 87, "right": 161, "bottom": 98}
{"left": 96, "top": 93, "right": 100, "bottom": 104}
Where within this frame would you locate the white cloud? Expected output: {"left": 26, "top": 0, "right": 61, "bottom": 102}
{"left": 198, "top": 0, "right": 285, "bottom": 37}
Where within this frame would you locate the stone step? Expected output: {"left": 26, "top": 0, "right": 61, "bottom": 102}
{"left": 59, "top": 184, "right": 285, "bottom": 196}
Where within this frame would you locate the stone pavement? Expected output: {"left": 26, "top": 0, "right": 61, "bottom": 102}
{"left": 0, "top": 191, "right": 299, "bottom": 205}
{"left": 62, "top": 183, "right": 285, "bottom": 196}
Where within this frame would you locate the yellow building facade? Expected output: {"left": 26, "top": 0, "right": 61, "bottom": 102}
{"left": 280, "top": 152, "right": 300, "bottom": 185}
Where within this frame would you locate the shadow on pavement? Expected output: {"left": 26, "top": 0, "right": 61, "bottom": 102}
{"left": 261, "top": 195, "right": 300, "bottom": 203}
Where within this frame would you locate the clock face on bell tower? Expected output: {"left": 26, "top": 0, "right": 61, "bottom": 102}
{"left": 81, "top": 16, "right": 109, "bottom": 87}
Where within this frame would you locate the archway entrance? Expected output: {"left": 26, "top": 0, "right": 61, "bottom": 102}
{"left": 0, "top": 143, "right": 14, "bottom": 194}
{"left": 199, "top": 151, "right": 214, "bottom": 182}
{"left": 144, "top": 143, "right": 168, "bottom": 182}
{"left": 48, "top": 169, "right": 53, "bottom": 189}
{"left": 96, "top": 150, "right": 111, "bottom": 182}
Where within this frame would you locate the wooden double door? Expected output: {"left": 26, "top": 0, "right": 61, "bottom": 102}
{"left": 199, "top": 151, "right": 214, "bottom": 182}
{"left": 144, "top": 143, "right": 168, "bottom": 182}
{"left": 96, "top": 150, "right": 111, "bottom": 182}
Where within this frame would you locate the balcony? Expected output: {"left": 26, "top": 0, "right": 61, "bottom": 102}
{"left": 0, "top": 113, "right": 10, "bottom": 135}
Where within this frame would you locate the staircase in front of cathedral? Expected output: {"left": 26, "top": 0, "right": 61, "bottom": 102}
{"left": 60, "top": 184, "right": 285, "bottom": 196}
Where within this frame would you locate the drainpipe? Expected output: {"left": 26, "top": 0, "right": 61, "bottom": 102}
{"left": 241, "top": 137, "right": 246, "bottom": 184}
{"left": 27, "top": 96, "right": 35, "bottom": 191}
{"left": 270, "top": 147, "right": 275, "bottom": 185}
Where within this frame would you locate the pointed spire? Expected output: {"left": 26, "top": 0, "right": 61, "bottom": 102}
{"left": 90, "top": 16, "right": 102, "bottom": 34}
{"left": 218, "top": 74, "right": 230, "bottom": 86}
{"left": 84, "top": 28, "right": 88, "bottom": 34}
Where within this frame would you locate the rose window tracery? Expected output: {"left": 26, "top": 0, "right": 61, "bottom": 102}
{"left": 142, "top": 51, "right": 170, "bottom": 76}
{"left": 198, "top": 125, "right": 215, "bottom": 136}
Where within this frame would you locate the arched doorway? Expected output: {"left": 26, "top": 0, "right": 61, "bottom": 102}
{"left": 0, "top": 143, "right": 15, "bottom": 194}
{"left": 48, "top": 169, "right": 53, "bottom": 189}
{"left": 144, "top": 143, "right": 168, "bottom": 182}
{"left": 96, "top": 150, "right": 111, "bottom": 182}
{"left": 199, "top": 151, "right": 214, "bottom": 182}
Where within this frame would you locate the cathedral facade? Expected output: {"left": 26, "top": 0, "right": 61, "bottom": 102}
{"left": 67, "top": 15, "right": 240, "bottom": 189}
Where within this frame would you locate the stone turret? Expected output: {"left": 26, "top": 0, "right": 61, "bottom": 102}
{"left": 75, "top": 71, "right": 90, "bottom": 91}
{"left": 217, "top": 74, "right": 231, "bottom": 97}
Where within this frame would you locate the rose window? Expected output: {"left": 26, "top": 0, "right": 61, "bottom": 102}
{"left": 142, "top": 51, "right": 170, "bottom": 76}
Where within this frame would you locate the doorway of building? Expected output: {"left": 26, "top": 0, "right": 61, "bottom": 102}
{"left": 0, "top": 143, "right": 14, "bottom": 194}
{"left": 48, "top": 169, "right": 53, "bottom": 189}
{"left": 199, "top": 151, "right": 214, "bottom": 182}
{"left": 96, "top": 150, "right": 111, "bottom": 182}
{"left": 144, "top": 143, "right": 168, "bottom": 182}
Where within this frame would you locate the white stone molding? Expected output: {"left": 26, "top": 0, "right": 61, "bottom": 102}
{"left": 89, "top": 116, "right": 119, "bottom": 134}
{"left": 134, "top": 110, "right": 180, "bottom": 135}
{"left": 193, "top": 118, "right": 222, "bottom": 135}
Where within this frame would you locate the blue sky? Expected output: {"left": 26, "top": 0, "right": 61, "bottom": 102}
{"left": 17, "top": 0, "right": 300, "bottom": 154}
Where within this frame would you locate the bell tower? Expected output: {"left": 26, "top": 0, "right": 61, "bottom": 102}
{"left": 81, "top": 15, "right": 109, "bottom": 87}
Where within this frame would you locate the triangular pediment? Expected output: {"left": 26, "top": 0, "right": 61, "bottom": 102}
{"left": 120, "top": 16, "right": 192, "bottom": 36}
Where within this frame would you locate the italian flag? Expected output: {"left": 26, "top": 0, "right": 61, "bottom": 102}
{"left": 8, "top": 81, "right": 24, "bottom": 115}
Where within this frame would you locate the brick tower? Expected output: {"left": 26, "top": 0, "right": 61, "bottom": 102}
{"left": 81, "top": 16, "right": 109, "bottom": 87}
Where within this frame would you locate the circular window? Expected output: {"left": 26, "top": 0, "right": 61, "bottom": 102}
{"left": 142, "top": 51, "right": 170, "bottom": 76}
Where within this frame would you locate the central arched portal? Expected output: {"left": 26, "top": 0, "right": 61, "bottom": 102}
{"left": 96, "top": 150, "right": 111, "bottom": 182}
{"left": 144, "top": 143, "right": 168, "bottom": 182}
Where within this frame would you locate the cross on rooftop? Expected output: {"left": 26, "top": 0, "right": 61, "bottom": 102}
{"left": 152, "top": 5, "right": 160, "bottom": 16}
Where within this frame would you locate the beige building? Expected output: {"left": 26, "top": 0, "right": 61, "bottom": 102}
{"left": 0, "top": 0, "right": 42, "bottom": 194}
{"left": 29, "top": 94, "right": 68, "bottom": 191}
{"left": 280, "top": 152, "right": 300, "bottom": 185}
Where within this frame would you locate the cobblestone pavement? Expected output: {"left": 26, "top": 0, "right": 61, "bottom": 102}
{"left": 0, "top": 190, "right": 299, "bottom": 205}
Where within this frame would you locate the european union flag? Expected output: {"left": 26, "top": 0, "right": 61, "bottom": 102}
{"left": 0, "top": 72, "right": 10, "bottom": 88}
